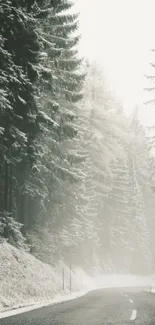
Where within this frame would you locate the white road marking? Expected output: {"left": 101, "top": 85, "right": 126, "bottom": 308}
{"left": 130, "top": 309, "right": 137, "bottom": 321}
{"left": 129, "top": 299, "right": 133, "bottom": 304}
{"left": 124, "top": 294, "right": 128, "bottom": 297}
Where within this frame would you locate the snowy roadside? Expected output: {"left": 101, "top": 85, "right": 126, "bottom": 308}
{"left": 0, "top": 241, "right": 154, "bottom": 320}
{"left": 0, "top": 242, "right": 94, "bottom": 319}
{"left": 1, "top": 272, "right": 153, "bottom": 320}
{"left": 0, "top": 291, "right": 89, "bottom": 320}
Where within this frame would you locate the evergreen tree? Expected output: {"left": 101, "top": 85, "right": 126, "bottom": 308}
{"left": 28, "top": 0, "right": 85, "bottom": 227}
{"left": 0, "top": 1, "right": 42, "bottom": 235}
{"left": 76, "top": 61, "right": 153, "bottom": 273}
{"left": 0, "top": 0, "right": 84, "bottom": 242}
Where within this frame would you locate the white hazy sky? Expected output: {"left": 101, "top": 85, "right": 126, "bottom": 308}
{"left": 75, "top": 0, "right": 155, "bottom": 124}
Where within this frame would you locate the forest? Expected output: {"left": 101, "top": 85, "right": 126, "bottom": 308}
{"left": 1, "top": 0, "right": 155, "bottom": 275}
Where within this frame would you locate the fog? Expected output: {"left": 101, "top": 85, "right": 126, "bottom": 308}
{"left": 1, "top": 2, "right": 155, "bottom": 315}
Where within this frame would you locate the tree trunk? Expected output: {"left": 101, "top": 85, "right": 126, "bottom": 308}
{"left": 9, "top": 163, "right": 12, "bottom": 214}
{"left": 4, "top": 161, "right": 8, "bottom": 212}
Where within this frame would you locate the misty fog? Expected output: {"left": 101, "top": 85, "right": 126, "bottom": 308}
{"left": 1, "top": 0, "right": 155, "bottom": 320}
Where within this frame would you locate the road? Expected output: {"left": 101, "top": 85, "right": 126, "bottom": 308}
{"left": 1, "top": 287, "right": 155, "bottom": 325}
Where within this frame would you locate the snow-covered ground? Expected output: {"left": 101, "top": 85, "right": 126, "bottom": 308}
{"left": 0, "top": 291, "right": 89, "bottom": 320}
{"left": 0, "top": 242, "right": 93, "bottom": 315}
{"left": 0, "top": 241, "right": 155, "bottom": 319}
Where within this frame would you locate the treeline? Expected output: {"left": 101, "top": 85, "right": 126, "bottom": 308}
{"left": 0, "top": 1, "right": 154, "bottom": 274}
{"left": 0, "top": 1, "right": 84, "bottom": 246}
{"left": 80, "top": 63, "right": 154, "bottom": 274}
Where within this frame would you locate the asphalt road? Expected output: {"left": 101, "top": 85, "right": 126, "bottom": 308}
{"left": 1, "top": 287, "right": 155, "bottom": 325}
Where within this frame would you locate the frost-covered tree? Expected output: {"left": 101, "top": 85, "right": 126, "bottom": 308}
{"left": 76, "top": 61, "right": 154, "bottom": 273}
{"left": 0, "top": 0, "right": 84, "bottom": 245}
{"left": 0, "top": 0, "right": 43, "bottom": 237}
{"left": 27, "top": 0, "right": 85, "bottom": 228}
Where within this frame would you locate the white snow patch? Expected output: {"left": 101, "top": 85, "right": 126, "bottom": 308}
{"left": 0, "top": 291, "right": 88, "bottom": 320}
{"left": 0, "top": 242, "right": 93, "bottom": 315}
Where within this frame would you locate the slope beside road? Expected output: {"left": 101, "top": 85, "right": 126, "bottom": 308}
{"left": 1, "top": 287, "right": 155, "bottom": 325}
{"left": 0, "top": 242, "right": 94, "bottom": 312}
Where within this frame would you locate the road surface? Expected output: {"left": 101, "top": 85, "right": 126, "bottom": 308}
{"left": 1, "top": 287, "right": 155, "bottom": 324}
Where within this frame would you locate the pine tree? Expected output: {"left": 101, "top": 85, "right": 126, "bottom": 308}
{"left": 25, "top": 1, "right": 86, "bottom": 257}
{"left": 0, "top": 0, "right": 84, "bottom": 240}
{"left": 76, "top": 62, "right": 153, "bottom": 273}
{"left": 0, "top": 1, "right": 42, "bottom": 229}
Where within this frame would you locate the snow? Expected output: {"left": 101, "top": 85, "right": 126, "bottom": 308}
{"left": 0, "top": 241, "right": 155, "bottom": 320}
{"left": 0, "top": 292, "right": 87, "bottom": 320}
{"left": 0, "top": 242, "right": 93, "bottom": 317}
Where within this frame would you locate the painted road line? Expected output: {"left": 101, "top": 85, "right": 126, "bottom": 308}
{"left": 130, "top": 309, "right": 137, "bottom": 321}
{"left": 129, "top": 299, "right": 133, "bottom": 304}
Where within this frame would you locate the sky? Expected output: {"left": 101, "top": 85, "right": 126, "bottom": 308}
{"left": 75, "top": 0, "right": 155, "bottom": 125}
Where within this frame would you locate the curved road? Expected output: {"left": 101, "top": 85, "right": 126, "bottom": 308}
{"left": 1, "top": 287, "right": 155, "bottom": 324}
